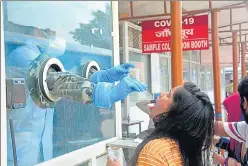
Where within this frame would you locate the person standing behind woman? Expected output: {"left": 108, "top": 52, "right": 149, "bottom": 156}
{"left": 107, "top": 82, "right": 215, "bottom": 166}
{"left": 223, "top": 92, "right": 245, "bottom": 163}
{"left": 212, "top": 92, "right": 246, "bottom": 166}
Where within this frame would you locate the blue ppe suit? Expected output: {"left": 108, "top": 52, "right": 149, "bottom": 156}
{"left": 6, "top": 41, "right": 54, "bottom": 166}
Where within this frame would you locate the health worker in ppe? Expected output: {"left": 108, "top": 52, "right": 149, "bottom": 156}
{"left": 6, "top": 40, "right": 55, "bottom": 166}
{"left": 6, "top": 40, "right": 147, "bottom": 166}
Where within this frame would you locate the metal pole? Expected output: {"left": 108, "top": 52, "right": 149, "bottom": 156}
{"left": 164, "top": 0, "right": 167, "bottom": 14}
{"left": 232, "top": 32, "right": 238, "bottom": 92}
{"left": 171, "top": 1, "right": 183, "bottom": 87}
{"left": 119, "top": 4, "right": 246, "bottom": 21}
{"left": 209, "top": 0, "right": 212, "bottom": 9}
{"left": 130, "top": 1, "right": 134, "bottom": 17}
{"left": 122, "top": 22, "right": 130, "bottom": 120}
{"left": 9, "top": 111, "right": 18, "bottom": 166}
{"left": 242, "top": 42, "right": 247, "bottom": 77}
{"left": 211, "top": 11, "right": 222, "bottom": 121}
{"left": 230, "top": 9, "right": 233, "bottom": 31}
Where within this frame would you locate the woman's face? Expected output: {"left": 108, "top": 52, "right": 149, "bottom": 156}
{"left": 149, "top": 86, "right": 181, "bottom": 118}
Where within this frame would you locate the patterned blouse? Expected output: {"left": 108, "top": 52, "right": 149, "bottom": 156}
{"left": 137, "top": 138, "right": 183, "bottom": 166}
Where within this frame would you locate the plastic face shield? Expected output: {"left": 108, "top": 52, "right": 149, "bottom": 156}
{"left": 43, "top": 37, "right": 66, "bottom": 58}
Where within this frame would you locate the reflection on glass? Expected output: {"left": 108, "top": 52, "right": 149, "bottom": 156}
{"left": 183, "top": 62, "right": 190, "bottom": 81}
{"left": 206, "top": 67, "right": 213, "bottom": 90}
{"left": 129, "top": 52, "right": 151, "bottom": 104}
{"left": 200, "top": 66, "right": 214, "bottom": 91}
{"left": 200, "top": 65, "right": 206, "bottom": 91}
{"left": 4, "top": 1, "right": 115, "bottom": 166}
{"left": 191, "top": 63, "right": 198, "bottom": 85}
{"left": 200, "top": 65, "right": 216, "bottom": 92}
{"left": 191, "top": 51, "right": 199, "bottom": 62}
{"left": 159, "top": 57, "right": 169, "bottom": 92}
{"left": 183, "top": 51, "right": 190, "bottom": 60}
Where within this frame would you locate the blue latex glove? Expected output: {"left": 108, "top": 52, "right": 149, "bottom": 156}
{"left": 93, "top": 76, "right": 147, "bottom": 108}
{"left": 91, "top": 63, "right": 135, "bottom": 84}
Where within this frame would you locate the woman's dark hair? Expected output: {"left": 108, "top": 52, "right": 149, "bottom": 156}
{"left": 129, "top": 82, "right": 215, "bottom": 166}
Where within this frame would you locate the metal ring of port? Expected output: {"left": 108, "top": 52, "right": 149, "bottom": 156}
{"left": 39, "top": 58, "right": 65, "bottom": 102}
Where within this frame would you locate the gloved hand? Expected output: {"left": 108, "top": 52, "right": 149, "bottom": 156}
{"left": 90, "top": 63, "right": 135, "bottom": 84}
{"left": 93, "top": 76, "right": 147, "bottom": 108}
{"left": 46, "top": 73, "right": 93, "bottom": 105}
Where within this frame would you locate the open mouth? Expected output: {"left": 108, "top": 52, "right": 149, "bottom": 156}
{"left": 147, "top": 103, "right": 155, "bottom": 109}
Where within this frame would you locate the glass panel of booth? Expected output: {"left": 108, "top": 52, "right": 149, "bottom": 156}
{"left": 3, "top": 1, "right": 116, "bottom": 166}
{"left": 159, "top": 57, "right": 169, "bottom": 92}
{"left": 183, "top": 51, "right": 190, "bottom": 60}
{"left": 200, "top": 65, "right": 207, "bottom": 91}
{"left": 191, "top": 50, "right": 200, "bottom": 62}
{"left": 191, "top": 63, "right": 199, "bottom": 85}
{"left": 129, "top": 51, "right": 151, "bottom": 104}
{"left": 183, "top": 62, "right": 190, "bottom": 81}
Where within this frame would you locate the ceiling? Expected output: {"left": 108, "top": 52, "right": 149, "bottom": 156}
{"left": 118, "top": 1, "right": 248, "bottom": 45}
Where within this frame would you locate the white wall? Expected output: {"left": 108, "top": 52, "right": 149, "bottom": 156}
{"left": 96, "top": 155, "right": 107, "bottom": 166}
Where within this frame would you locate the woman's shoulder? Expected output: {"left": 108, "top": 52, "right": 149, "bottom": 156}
{"left": 141, "top": 138, "right": 180, "bottom": 154}
{"left": 138, "top": 138, "right": 183, "bottom": 165}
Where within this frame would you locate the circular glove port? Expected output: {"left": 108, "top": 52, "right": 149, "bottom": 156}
{"left": 80, "top": 61, "right": 100, "bottom": 78}
{"left": 27, "top": 55, "right": 65, "bottom": 108}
